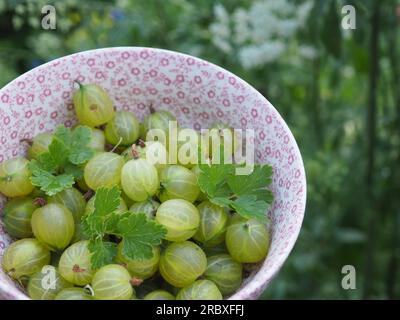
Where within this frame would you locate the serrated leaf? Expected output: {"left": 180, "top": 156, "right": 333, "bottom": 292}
{"left": 28, "top": 125, "right": 94, "bottom": 196}
{"left": 93, "top": 187, "right": 121, "bottom": 219}
{"left": 227, "top": 165, "right": 273, "bottom": 202}
{"left": 83, "top": 187, "right": 121, "bottom": 236}
{"left": 104, "top": 211, "right": 130, "bottom": 234}
{"left": 69, "top": 149, "right": 93, "bottom": 165}
{"left": 116, "top": 213, "right": 166, "bottom": 261}
{"left": 88, "top": 239, "right": 117, "bottom": 269}
{"left": 28, "top": 160, "right": 75, "bottom": 196}
{"left": 52, "top": 125, "right": 93, "bottom": 165}
{"left": 64, "top": 163, "right": 83, "bottom": 179}
{"left": 198, "top": 163, "right": 233, "bottom": 197}
{"left": 210, "top": 197, "right": 233, "bottom": 208}
{"left": 198, "top": 163, "right": 274, "bottom": 222}
{"left": 30, "top": 172, "right": 75, "bottom": 196}
{"left": 68, "top": 126, "right": 94, "bottom": 164}
{"left": 230, "top": 195, "right": 269, "bottom": 222}
{"left": 54, "top": 126, "right": 71, "bottom": 144}
{"left": 37, "top": 138, "right": 69, "bottom": 172}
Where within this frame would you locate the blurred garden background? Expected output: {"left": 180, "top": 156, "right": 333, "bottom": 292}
{"left": 0, "top": 0, "right": 399, "bottom": 299}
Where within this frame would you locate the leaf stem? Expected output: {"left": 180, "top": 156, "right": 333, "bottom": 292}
{"left": 74, "top": 80, "right": 83, "bottom": 90}
{"left": 228, "top": 193, "right": 238, "bottom": 201}
{"left": 20, "top": 138, "right": 33, "bottom": 146}
{"left": 110, "top": 137, "right": 123, "bottom": 153}
{"left": 149, "top": 103, "right": 156, "bottom": 114}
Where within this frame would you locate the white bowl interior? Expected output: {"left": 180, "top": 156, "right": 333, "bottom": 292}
{"left": 0, "top": 47, "right": 306, "bottom": 300}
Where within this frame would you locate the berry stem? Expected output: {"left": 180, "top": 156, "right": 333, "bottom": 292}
{"left": 83, "top": 284, "right": 95, "bottom": 296}
{"left": 83, "top": 189, "right": 95, "bottom": 201}
{"left": 130, "top": 277, "right": 143, "bottom": 287}
{"left": 33, "top": 197, "right": 47, "bottom": 207}
{"left": 20, "top": 138, "right": 33, "bottom": 146}
{"left": 149, "top": 103, "right": 156, "bottom": 114}
{"left": 228, "top": 193, "right": 238, "bottom": 201}
{"left": 6, "top": 269, "right": 15, "bottom": 278}
{"left": 137, "top": 139, "right": 146, "bottom": 148}
{"left": 110, "top": 137, "right": 123, "bottom": 153}
{"left": 105, "top": 143, "right": 114, "bottom": 152}
{"left": 72, "top": 264, "right": 86, "bottom": 273}
{"left": 74, "top": 80, "right": 83, "bottom": 90}
{"left": 131, "top": 147, "right": 140, "bottom": 160}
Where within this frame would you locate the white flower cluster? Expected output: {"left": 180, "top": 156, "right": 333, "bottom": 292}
{"left": 209, "top": 0, "right": 315, "bottom": 69}
{"left": 210, "top": 4, "right": 233, "bottom": 54}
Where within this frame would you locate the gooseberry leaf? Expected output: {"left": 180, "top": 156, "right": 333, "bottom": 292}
{"left": 28, "top": 125, "right": 94, "bottom": 196}
{"left": 88, "top": 239, "right": 117, "bottom": 269}
{"left": 83, "top": 187, "right": 166, "bottom": 268}
{"left": 36, "top": 138, "right": 69, "bottom": 172}
{"left": 82, "top": 186, "right": 121, "bottom": 236}
{"left": 209, "top": 196, "right": 233, "bottom": 208}
{"left": 83, "top": 187, "right": 123, "bottom": 268}
{"left": 67, "top": 126, "right": 94, "bottom": 164}
{"left": 104, "top": 211, "right": 130, "bottom": 234}
{"left": 198, "top": 163, "right": 274, "bottom": 222}
{"left": 63, "top": 163, "right": 83, "bottom": 179}
{"left": 53, "top": 125, "right": 94, "bottom": 165}
{"left": 227, "top": 165, "right": 273, "bottom": 202}
{"left": 198, "top": 163, "right": 233, "bottom": 197}
{"left": 230, "top": 195, "right": 270, "bottom": 221}
{"left": 28, "top": 160, "right": 75, "bottom": 196}
{"left": 116, "top": 213, "right": 167, "bottom": 261}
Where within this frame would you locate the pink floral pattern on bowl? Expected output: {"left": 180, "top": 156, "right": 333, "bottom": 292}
{"left": 0, "top": 47, "right": 306, "bottom": 300}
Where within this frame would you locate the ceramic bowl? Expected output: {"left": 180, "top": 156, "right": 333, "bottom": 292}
{"left": 0, "top": 47, "right": 306, "bottom": 300}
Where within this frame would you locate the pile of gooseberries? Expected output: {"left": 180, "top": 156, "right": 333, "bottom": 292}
{"left": 0, "top": 82, "right": 270, "bottom": 300}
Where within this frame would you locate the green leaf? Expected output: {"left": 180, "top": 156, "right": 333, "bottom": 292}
{"left": 230, "top": 195, "right": 270, "bottom": 221}
{"left": 88, "top": 239, "right": 117, "bottom": 269}
{"left": 116, "top": 213, "right": 167, "bottom": 261}
{"left": 83, "top": 186, "right": 121, "bottom": 236}
{"left": 227, "top": 165, "right": 273, "bottom": 202}
{"left": 210, "top": 197, "right": 233, "bottom": 207}
{"left": 28, "top": 125, "right": 94, "bottom": 196}
{"left": 53, "top": 125, "right": 93, "bottom": 165}
{"left": 54, "top": 126, "right": 71, "bottom": 144}
{"left": 37, "top": 138, "right": 69, "bottom": 172}
{"left": 198, "top": 163, "right": 274, "bottom": 222}
{"left": 69, "top": 149, "right": 93, "bottom": 165}
{"left": 104, "top": 211, "right": 130, "bottom": 234}
{"left": 68, "top": 126, "right": 94, "bottom": 164}
{"left": 93, "top": 187, "right": 121, "bottom": 220}
{"left": 83, "top": 188, "right": 166, "bottom": 268}
{"left": 64, "top": 163, "right": 83, "bottom": 179}
{"left": 28, "top": 161, "right": 75, "bottom": 196}
{"left": 198, "top": 163, "right": 233, "bottom": 197}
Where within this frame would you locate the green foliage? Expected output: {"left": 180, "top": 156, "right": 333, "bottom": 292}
{"left": 116, "top": 213, "right": 166, "bottom": 261}
{"left": 28, "top": 126, "right": 93, "bottom": 195}
{"left": 198, "top": 164, "right": 273, "bottom": 222}
{"left": 82, "top": 187, "right": 166, "bottom": 269}
{"left": 1, "top": 0, "right": 399, "bottom": 299}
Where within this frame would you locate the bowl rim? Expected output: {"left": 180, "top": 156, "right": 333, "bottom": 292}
{"left": 0, "top": 46, "right": 307, "bottom": 300}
